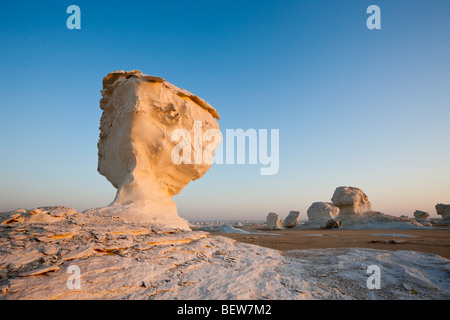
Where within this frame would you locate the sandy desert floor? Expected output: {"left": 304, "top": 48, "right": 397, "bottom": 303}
{"left": 210, "top": 227, "right": 450, "bottom": 259}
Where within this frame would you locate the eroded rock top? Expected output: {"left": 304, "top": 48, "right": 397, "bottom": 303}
{"left": 101, "top": 70, "right": 220, "bottom": 119}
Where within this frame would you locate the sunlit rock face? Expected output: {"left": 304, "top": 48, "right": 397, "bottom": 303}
{"left": 88, "top": 70, "right": 220, "bottom": 230}
{"left": 306, "top": 202, "right": 339, "bottom": 228}
{"left": 267, "top": 212, "right": 283, "bottom": 230}
{"left": 414, "top": 210, "right": 430, "bottom": 222}
{"left": 331, "top": 186, "right": 372, "bottom": 219}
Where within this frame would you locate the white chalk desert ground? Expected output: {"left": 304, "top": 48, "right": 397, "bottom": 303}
{"left": 1, "top": 207, "right": 449, "bottom": 300}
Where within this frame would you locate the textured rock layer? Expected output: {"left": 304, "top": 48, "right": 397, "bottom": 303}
{"left": 283, "top": 211, "right": 300, "bottom": 228}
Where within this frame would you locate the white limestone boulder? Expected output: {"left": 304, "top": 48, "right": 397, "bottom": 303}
{"left": 267, "top": 212, "right": 283, "bottom": 230}
{"left": 414, "top": 210, "right": 430, "bottom": 222}
{"left": 307, "top": 202, "right": 339, "bottom": 221}
{"left": 283, "top": 211, "right": 300, "bottom": 228}
{"left": 304, "top": 202, "right": 340, "bottom": 229}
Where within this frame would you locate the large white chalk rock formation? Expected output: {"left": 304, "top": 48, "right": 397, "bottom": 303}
{"left": 85, "top": 70, "right": 221, "bottom": 230}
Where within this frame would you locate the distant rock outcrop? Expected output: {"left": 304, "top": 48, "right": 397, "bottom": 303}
{"left": 299, "top": 186, "right": 429, "bottom": 230}
{"left": 436, "top": 203, "right": 450, "bottom": 222}
{"left": 338, "top": 211, "right": 426, "bottom": 230}
{"left": 414, "top": 210, "right": 430, "bottom": 222}
{"left": 85, "top": 70, "right": 221, "bottom": 230}
{"left": 267, "top": 212, "right": 283, "bottom": 230}
{"left": 306, "top": 202, "right": 339, "bottom": 228}
{"left": 284, "top": 211, "right": 300, "bottom": 228}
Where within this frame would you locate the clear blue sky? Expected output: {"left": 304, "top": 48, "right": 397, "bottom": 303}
{"left": 1, "top": 0, "right": 449, "bottom": 220}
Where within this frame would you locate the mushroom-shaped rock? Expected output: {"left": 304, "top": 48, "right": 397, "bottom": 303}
{"left": 283, "top": 211, "right": 300, "bottom": 228}
{"left": 331, "top": 186, "right": 372, "bottom": 218}
{"left": 414, "top": 210, "right": 430, "bottom": 222}
{"left": 267, "top": 212, "right": 283, "bottom": 230}
{"left": 435, "top": 203, "right": 450, "bottom": 222}
{"left": 85, "top": 70, "right": 221, "bottom": 230}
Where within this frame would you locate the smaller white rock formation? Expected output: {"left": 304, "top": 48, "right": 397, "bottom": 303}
{"left": 435, "top": 203, "right": 450, "bottom": 223}
{"left": 267, "top": 212, "right": 283, "bottom": 230}
{"left": 414, "top": 210, "right": 430, "bottom": 222}
{"left": 284, "top": 211, "right": 300, "bottom": 228}
{"left": 331, "top": 186, "right": 372, "bottom": 218}
{"left": 306, "top": 202, "right": 339, "bottom": 227}
{"left": 296, "top": 186, "right": 428, "bottom": 230}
